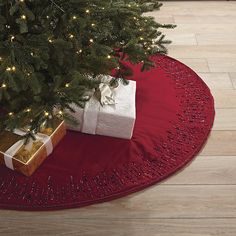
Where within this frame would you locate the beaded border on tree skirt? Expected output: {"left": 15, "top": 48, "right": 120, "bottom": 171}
{"left": 0, "top": 55, "right": 215, "bottom": 211}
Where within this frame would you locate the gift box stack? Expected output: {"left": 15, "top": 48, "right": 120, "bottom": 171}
{"left": 0, "top": 76, "right": 136, "bottom": 176}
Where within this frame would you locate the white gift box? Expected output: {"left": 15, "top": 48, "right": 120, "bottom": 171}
{"left": 66, "top": 79, "right": 136, "bottom": 139}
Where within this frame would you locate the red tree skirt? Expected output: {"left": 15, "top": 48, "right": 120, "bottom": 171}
{"left": 0, "top": 55, "right": 215, "bottom": 211}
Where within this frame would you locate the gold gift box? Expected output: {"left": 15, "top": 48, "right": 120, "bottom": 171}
{"left": 0, "top": 119, "right": 66, "bottom": 177}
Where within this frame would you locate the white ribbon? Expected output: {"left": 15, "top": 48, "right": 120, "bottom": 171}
{"left": 2, "top": 129, "right": 53, "bottom": 170}
{"left": 81, "top": 79, "right": 118, "bottom": 134}
{"left": 80, "top": 79, "right": 117, "bottom": 134}
{"left": 81, "top": 96, "right": 100, "bottom": 134}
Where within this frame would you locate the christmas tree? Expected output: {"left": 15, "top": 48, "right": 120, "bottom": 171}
{"left": 0, "top": 0, "right": 175, "bottom": 139}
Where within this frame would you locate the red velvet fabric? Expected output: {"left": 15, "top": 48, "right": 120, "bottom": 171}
{"left": 0, "top": 55, "right": 215, "bottom": 211}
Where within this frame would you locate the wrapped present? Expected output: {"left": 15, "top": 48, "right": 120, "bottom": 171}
{"left": 0, "top": 119, "right": 66, "bottom": 176}
{"left": 66, "top": 77, "right": 136, "bottom": 139}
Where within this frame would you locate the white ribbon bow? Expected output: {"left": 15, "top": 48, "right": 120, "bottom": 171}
{"left": 95, "top": 83, "right": 116, "bottom": 106}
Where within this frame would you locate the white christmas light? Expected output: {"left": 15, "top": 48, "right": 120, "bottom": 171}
{"left": 76, "top": 49, "right": 83, "bottom": 54}
{"left": 21, "top": 15, "right": 26, "bottom": 20}
{"left": 89, "top": 39, "right": 94, "bottom": 43}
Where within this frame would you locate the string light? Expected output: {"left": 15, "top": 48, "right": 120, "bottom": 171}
{"left": 72, "top": 16, "right": 77, "bottom": 20}
{"left": 107, "top": 55, "right": 111, "bottom": 59}
{"left": 91, "top": 23, "right": 95, "bottom": 27}
{"left": 48, "top": 38, "right": 53, "bottom": 43}
{"left": 8, "top": 112, "right": 13, "bottom": 116}
{"left": 89, "top": 38, "right": 94, "bottom": 43}
{"left": 76, "top": 49, "right": 82, "bottom": 54}
{"left": 46, "top": 15, "right": 50, "bottom": 19}
{"left": 1, "top": 83, "right": 6, "bottom": 88}
{"left": 85, "top": 9, "right": 90, "bottom": 14}
{"left": 21, "top": 15, "right": 26, "bottom": 20}
{"left": 128, "top": 4, "right": 131, "bottom": 7}
{"left": 65, "top": 83, "right": 70, "bottom": 88}
{"left": 6, "top": 66, "right": 16, "bottom": 72}
{"left": 26, "top": 108, "right": 31, "bottom": 112}
{"left": 69, "top": 34, "right": 74, "bottom": 39}
{"left": 58, "top": 110, "right": 63, "bottom": 115}
{"left": 140, "top": 37, "right": 144, "bottom": 41}
{"left": 0, "top": 57, "right": 2, "bottom": 61}
{"left": 44, "top": 111, "right": 49, "bottom": 116}
{"left": 10, "top": 36, "right": 15, "bottom": 42}
{"left": 30, "top": 52, "right": 34, "bottom": 56}
{"left": 19, "top": 0, "right": 24, "bottom": 2}
{"left": 6, "top": 25, "right": 10, "bottom": 29}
